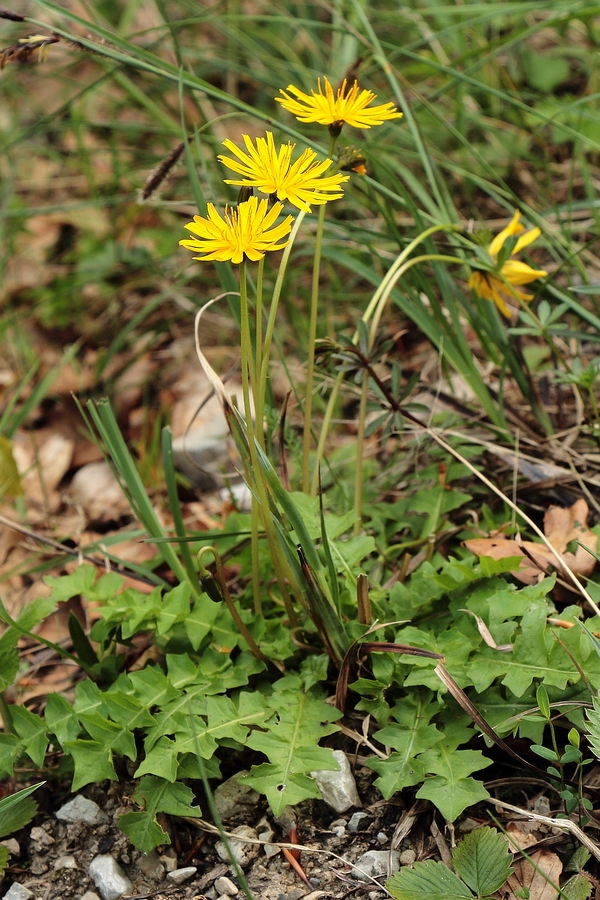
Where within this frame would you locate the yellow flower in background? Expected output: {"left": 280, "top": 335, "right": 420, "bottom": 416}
{"left": 180, "top": 196, "right": 293, "bottom": 264}
{"left": 468, "top": 211, "right": 547, "bottom": 317}
{"left": 276, "top": 77, "right": 403, "bottom": 133}
{"left": 218, "top": 132, "right": 348, "bottom": 213}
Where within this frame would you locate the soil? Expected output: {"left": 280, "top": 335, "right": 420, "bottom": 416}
{"left": 0, "top": 772, "right": 413, "bottom": 900}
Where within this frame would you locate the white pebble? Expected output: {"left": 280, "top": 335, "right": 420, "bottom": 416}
{"left": 54, "top": 855, "right": 77, "bottom": 870}
{"left": 56, "top": 795, "right": 107, "bottom": 826}
{"left": 214, "top": 876, "right": 239, "bottom": 895}
{"left": 88, "top": 855, "right": 133, "bottom": 900}
{"left": 166, "top": 867, "right": 197, "bottom": 885}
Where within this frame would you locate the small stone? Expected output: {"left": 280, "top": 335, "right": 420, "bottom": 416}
{"left": 312, "top": 750, "right": 361, "bottom": 813}
{"left": 216, "top": 825, "right": 260, "bottom": 868}
{"left": 399, "top": 849, "right": 416, "bottom": 866}
{"left": 274, "top": 806, "right": 296, "bottom": 835}
{"left": 166, "top": 867, "right": 197, "bottom": 885}
{"left": 30, "top": 826, "right": 55, "bottom": 846}
{"left": 348, "top": 811, "right": 370, "bottom": 833}
{"left": 70, "top": 462, "right": 131, "bottom": 522}
{"left": 332, "top": 826, "right": 345, "bottom": 838}
{"left": 257, "top": 819, "right": 278, "bottom": 858}
{"left": 88, "top": 854, "right": 134, "bottom": 900}
{"left": 172, "top": 430, "right": 231, "bottom": 492}
{"left": 329, "top": 818, "right": 347, "bottom": 828}
{"left": 57, "top": 795, "right": 108, "bottom": 826}
{"left": 376, "top": 832, "right": 387, "bottom": 844}
{"left": 0, "top": 838, "right": 20, "bottom": 856}
{"left": 136, "top": 850, "right": 164, "bottom": 881}
{"left": 4, "top": 885, "right": 33, "bottom": 900}
{"left": 54, "top": 855, "right": 78, "bottom": 870}
{"left": 159, "top": 852, "right": 178, "bottom": 873}
{"left": 214, "top": 875, "right": 239, "bottom": 895}
{"left": 79, "top": 894, "right": 101, "bottom": 900}
{"left": 309, "top": 877, "right": 320, "bottom": 887}
{"left": 205, "top": 888, "right": 217, "bottom": 900}
{"left": 351, "top": 850, "right": 400, "bottom": 882}
{"left": 287, "top": 890, "right": 305, "bottom": 900}
{"left": 213, "top": 771, "right": 260, "bottom": 823}
{"left": 30, "top": 858, "right": 49, "bottom": 874}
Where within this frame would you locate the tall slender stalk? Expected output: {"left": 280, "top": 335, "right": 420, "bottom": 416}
{"left": 254, "top": 257, "right": 265, "bottom": 449}
{"left": 302, "top": 136, "right": 337, "bottom": 493}
{"left": 311, "top": 225, "right": 462, "bottom": 496}
{"left": 238, "top": 263, "right": 262, "bottom": 614}
{"left": 353, "top": 372, "right": 370, "bottom": 536}
{"left": 258, "top": 212, "right": 306, "bottom": 420}
{"left": 238, "top": 263, "right": 301, "bottom": 626}
{"left": 302, "top": 202, "right": 327, "bottom": 493}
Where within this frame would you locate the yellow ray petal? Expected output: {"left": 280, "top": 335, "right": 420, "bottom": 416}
{"left": 501, "top": 259, "right": 548, "bottom": 286}
{"left": 488, "top": 210, "right": 524, "bottom": 258}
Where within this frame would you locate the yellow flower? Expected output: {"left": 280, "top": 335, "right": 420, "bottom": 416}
{"left": 179, "top": 196, "right": 293, "bottom": 265}
{"left": 276, "top": 77, "right": 403, "bottom": 133}
{"left": 218, "top": 132, "right": 348, "bottom": 213}
{"left": 468, "top": 211, "right": 547, "bottom": 317}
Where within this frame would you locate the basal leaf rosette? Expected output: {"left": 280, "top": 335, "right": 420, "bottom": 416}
{"left": 179, "top": 196, "right": 293, "bottom": 265}
{"left": 218, "top": 131, "right": 348, "bottom": 213}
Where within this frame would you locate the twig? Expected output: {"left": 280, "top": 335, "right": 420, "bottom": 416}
{"left": 0, "top": 511, "right": 161, "bottom": 588}
{"left": 488, "top": 797, "right": 600, "bottom": 864}
{"left": 184, "top": 818, "right": 395, "bottom": 895}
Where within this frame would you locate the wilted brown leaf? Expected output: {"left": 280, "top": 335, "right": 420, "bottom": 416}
{"left": 496, "top": 849, "right": 562, "bottom": 900}
{"left": 464, "top": 499, "right": 597, "bottom": 584}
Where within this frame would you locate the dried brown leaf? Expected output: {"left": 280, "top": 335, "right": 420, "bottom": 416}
{"left": 498, "top": 849, "right": 562, "bottom": 900}
{"left": 465, "top": 499, "right": 597, "bottom": 582}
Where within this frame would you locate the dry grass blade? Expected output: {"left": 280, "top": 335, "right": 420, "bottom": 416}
{"left": 194, "top": 298, "right": 240, "bottom": 408}
{"left": 0, "top": 510, "right": 159, "bottom": 587}
{"left": 185, "top": 818, "right": 394, "bottom": 895}
{"left": 434, "top": 664, "right": 568, "bottom": 780}
{"left": 426, "top": 428, "right": 600, "bottom": 617}
{"left": 335, "top": 639, "right": 443, "bottom": 712}
{"left": 489, "top": 797, "right": 600, "bottom": 865}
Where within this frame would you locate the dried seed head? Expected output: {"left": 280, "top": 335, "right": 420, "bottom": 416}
{"left": 139, "top": 140, "right": 188, "bottom": 202}
{"left": 0, "top": 8, "right": 26, "bottom": 21}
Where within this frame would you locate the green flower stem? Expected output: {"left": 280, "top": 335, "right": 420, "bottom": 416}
{"left": 353, "top": 372, "right": 370, "bottom": 536}
{"left": 302, "top": 201, "right": 327, "bottom": 493}
{"left": 239, "top": 262, "right": 261, "bottom": 614}
{"left": 351, "top": 253, "right": 462, "bottom": 518}
{"left": 238, "top": 262, "right": 256, "bottom": 456}
{"left": 367, "top": 253, "right": 463, "bottom": 349}
{"left": 302, "top": 135, "right": 337, "bottom": 494}
{"left": 310, "top": 224, "right": 462, "bottom": 496}
{"left": 239, "top": 261, "right": 301, "bottom": 626}
{"left": 258, "top": 211, "right": 306, "bottom": 427}
{"left": 198, "top": 546, "right": 269, "bottom": 664}
{"left": 254, "top": 257, "right": 265, "bottom": 448}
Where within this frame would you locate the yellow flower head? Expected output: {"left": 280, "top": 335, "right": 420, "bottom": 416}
{"left": 179, "top": 196, "right": 293, "bottom": 265}
{"left": 276, "top": 77, "right": 403, "bottom": 134}
{"left": 218, "top": 132, "right": 348, "bottom": 213}
{"left": 468, "top": 211, "right": 547, "bottom": 317}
